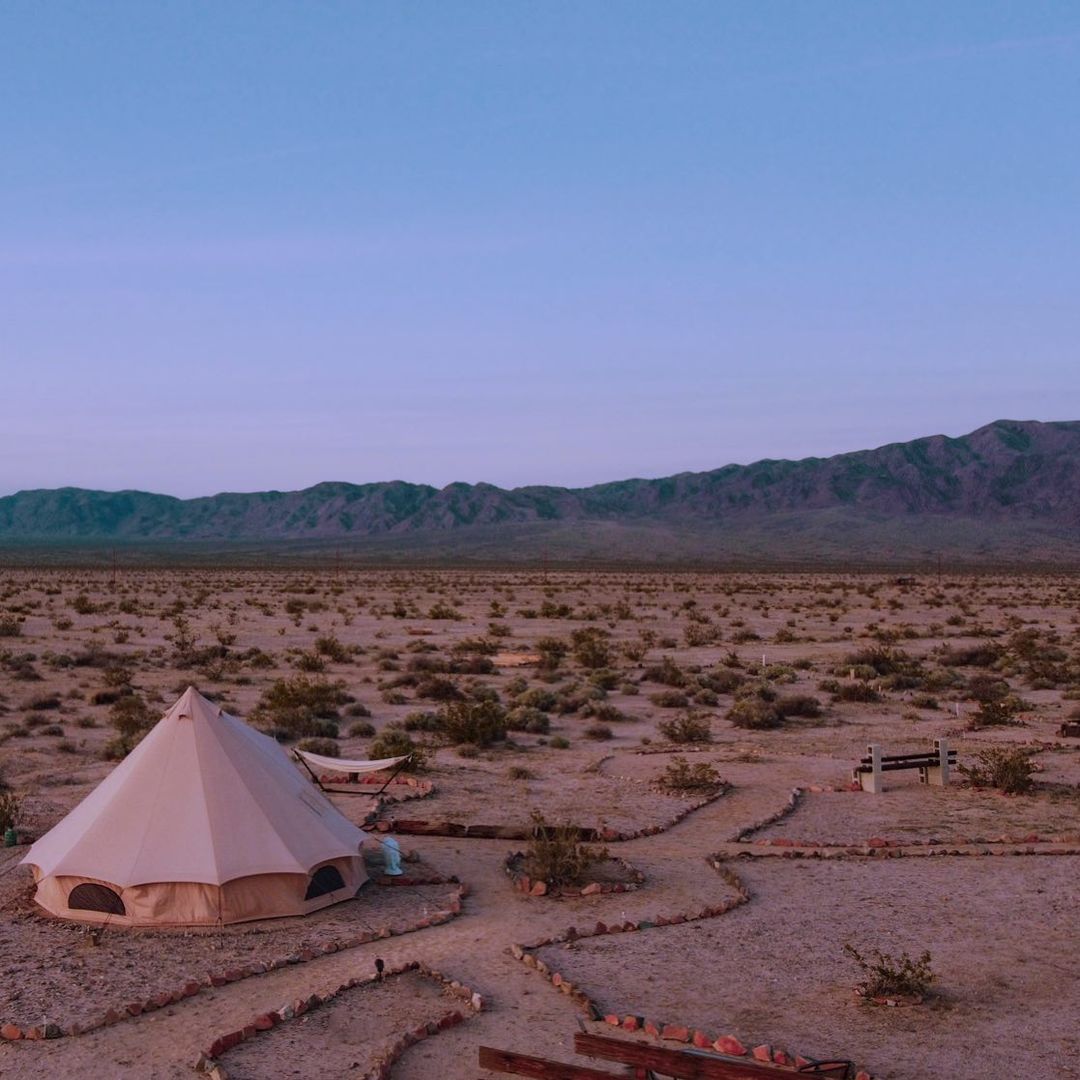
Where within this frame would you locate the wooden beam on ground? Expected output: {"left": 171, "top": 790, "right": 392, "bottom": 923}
{"left": 477, "top": 1045, "right": 625, "bottom": 1079}
{"left": 574, "top": 1032, "right": 852, "bottom": 1079}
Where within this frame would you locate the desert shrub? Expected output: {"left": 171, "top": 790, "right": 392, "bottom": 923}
{"left": 774, "top": 694, "right": 822, "bottom": 719}
{"left": 40, "top": 724, "right": 65, "bottom": 737}
{"left": 698, "top": 667, "right": 745, "bottom": 694}
{"left": 0, "top": 616, "right": 22, "bottom": 637}
{"left": 71, "top": 594, "right": 96, "bottom": 615}
{"left": 401, "top": 711, "right": 441, "bottom": 732}
{"left": 536, "top": 637, "right": 569, "bottom": 671}
{"left": 368, "top": 729, "right": 426, "bottom": 769}
{"left": 103, "top": 693, "right": 157, "bottom": 758}
{"left": 415, "top": 675, "right": 464, "bottom": 702}
{"left": 507, "top": 765, "right": 534, "bottom": 780}
{"left": 958, "top": 747, "right": 1035, "bottom": 794}
{"left": 76, "top": 715, "right": 98, "bottom": 728}
{"left": 845, "top": 646, "right": 913, "bottom": 677}
{"left": 524, "top": 811, "right": 607, "bottom": 886}
{"left": 449, "top": 654, "right": 496, "bottom": 675}
{"left": 940, "top": 642, "right": 1003, "bottom": 668}
{"left": 726, "top": 698, "right": 783, "bottom": 730}
{"left": 515, "top": 687, "right": 557, "bottom": 712}
{"left": 912, "top": 694, "right": 939, "bottom": 710}
{"left": 250, "top": 675, "right": 347, "bottom": 739}
{"left": 0, "top": 792, "right": 20, "bottom": 832}
{"left": 649, "top": 689, "right": 690, "bottom": 709}
{"left": 428, "top": 601, "right": 463, "bottom": 620}
{"left": 549, "top": 736, "right": 570, "bottom": 749}
{"left": 436, "top": 699, "right": 507, "bottom": 746}
{"left": 584, "top": 722, "right": 613, "bottom": 740}
{"left": 844, "top": 944, "right": 935, "bottom": 999}
{"left": 658, "top": 712, "right": 712, "bottom": 743}
{"left": 571, "top": 628, "right": 611, "bottom": 670}
{"left": 830, "top": 682, "right": 882, "bottom": 704}
{"left": 582, "top": 701, "right": 629, "bottom": 724}
{"left": 506, "top": 706, "right": 551, "bottom": 734}
{"left": 966, "top": 675, "right": 1011, "bottom": 703}
{"left": 314, "top": 634, "right": 350, "bottom": 662}
{"left": 657, "top": 756, "right": 724, "bottom": 793}
{"left": 588, "top": 669, "right": 620, "bottom": 691}
{"left": 345, "top": 702, "right": 372, "bottom": 718}
{"left": 643, "top": 657, "right": 686, "bottom": 687}
{"left": 966, "top": 698, "right": 1021, "bottom": 730}
{"left": 294, "top": 651, "right": 326, "bottom": 673}
{"left": 296, "top": 737, "right": 340, "bottom": 757}
{"left": 24, "top": 693, "right": 60, "bottom": 711}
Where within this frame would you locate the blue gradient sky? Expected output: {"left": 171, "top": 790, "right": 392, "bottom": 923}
{"left": 3, "top": 3, "right": 1079, "bottom": 497}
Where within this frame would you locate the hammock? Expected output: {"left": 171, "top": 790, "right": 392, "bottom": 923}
{"left": 294, "top": 750, "right": 409, "bottom": 775}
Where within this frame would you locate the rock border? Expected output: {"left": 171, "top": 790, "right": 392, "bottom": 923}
{"left": 508, "top": 858, "right": 876, "bottom": 1080}
{"left": 194, "top": 960, "right": 484, "bottom": 1080}
{"left": 379, "top": 782, "right": 731, "bottom": 843}
{"left": 0, "top": 880, "right": 470, "bottom": 1042}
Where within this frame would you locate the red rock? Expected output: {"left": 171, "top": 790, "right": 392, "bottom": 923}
{"left": 23, "top": 1026, "right": 43, "bottom": 1040}
{"left": 594, "top": 921, "right": 608, "bottom": 934}
{"left": 773, "top": 1049, "right": 791, "bottom": 1065}
{"left": 867, "top": 837, "right": 888, "bottom": 848}
{"left": 103, "top": 1008, "right": 122, "bottom": 1026}
{"left": 661, "top": 1024, "right": 690, "bottom": 1042}
{"left": 604, "top": 1014, "right": 621, "bottom": 1026}
{"left": 530, "top": 880, "right": 548, "bottom": 896}
{"left": 622, "top": 1016, "right": 640, "bottom": 1032}
{"left": 752, "top": 1044, "right": 772, "bottom": 1061}
{"left": 855, "top": 1073, "right": 872, "bottom": 1080}
{"left": 644, "top": 1020, "right": 661, "bottom": 1037}
{"left": 182, "top": 981, "right": 201, "bottom": 998}
{"left": 253, "top": 1013, "right": 276, "bottom": 1031}
{"left": 581, "top": 882, "right": 603, "bottom": 896}
{"left": 209, "top": 974, "right": 228, "bottom": 987}
{"left": 153, "top": 991, "right": 173, "bottom": 1008}
{"left": 692, "top": 1030, "right": 711, "bottom": 1048}
{"left": 1, "top": 1024, "right": 22, "bottom": 1041}
{"left": 125, "top": 1002, "right": 143, "bottom": 1017}
{"left": 714, "top": 1035, "right": 746, "bottom": 1056}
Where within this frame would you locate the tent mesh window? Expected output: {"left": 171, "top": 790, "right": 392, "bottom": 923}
{"left": 305, "top": 864, "right": 346, "bottom": 900}
{"left": 68, "top": 882, "right": 126, "bottom": 915}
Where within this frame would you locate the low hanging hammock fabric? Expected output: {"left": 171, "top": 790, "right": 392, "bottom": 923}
{"left": 293, "top": 750, "right": 409, "bottom": 774}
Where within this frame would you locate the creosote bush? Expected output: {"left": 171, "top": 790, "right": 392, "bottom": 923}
{"left": 436, "top": 699, "right": 507, "bottom": 746}
{"left": 368, "top": 729, "right": 426, "bottom": 770}
{"left": 251, "top": 675, "right": 347, "bottom": 739}
{"left": 658, "top": 712, "right": 712, "bottom": 743}
{"left": 524, "top": 811, "right": 607, "bottom": 886}
{"left": 657, "top": 756, "right": 724, "bottom": 793}
{"left": 296, "top": 736, "right": 340, "bottom": 757}
{"left": 0, "top": 792, "right": 20, "bottom": 832}
{"left": 843, "top": 943, "right": 935, "bottom": 1000}
{"left": 958, "top": 747, "right": 1035, "bottom": 794}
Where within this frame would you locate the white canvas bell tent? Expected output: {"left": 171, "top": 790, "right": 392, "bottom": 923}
{"left": 21, "top": 687, "right": 368, "bottom": 926}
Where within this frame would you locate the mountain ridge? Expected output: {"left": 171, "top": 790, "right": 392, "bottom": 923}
{"left": 3, "top": 420, "right": 1079, "bottom": 561}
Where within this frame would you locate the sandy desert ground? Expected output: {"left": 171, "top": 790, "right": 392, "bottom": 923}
{"left": 0, "top": 567, "right": 1077, "bottom": 1079}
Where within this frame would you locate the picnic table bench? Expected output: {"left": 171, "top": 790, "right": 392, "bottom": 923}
{"left": 852, "top": 739, "right": 955, "bottom": 794}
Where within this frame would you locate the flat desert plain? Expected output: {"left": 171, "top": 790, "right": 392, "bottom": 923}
{"left": 0, "top": 568, "right": 1078, "bottom": 1079}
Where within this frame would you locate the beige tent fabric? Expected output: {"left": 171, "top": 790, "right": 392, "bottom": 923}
{"left": 295, "top": 749, "right": 408, "bottom": 774}
{"left": 21, "top": 687, "right": 368, "bottom": 926}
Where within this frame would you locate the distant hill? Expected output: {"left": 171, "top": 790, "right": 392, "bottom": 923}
{"left": 2, "top": 420, "right": 1079, "bottom": 565}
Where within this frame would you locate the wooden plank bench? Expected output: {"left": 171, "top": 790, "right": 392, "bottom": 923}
{"left": 478, "top": 1035, "right": 855, "bottom": 1079}
{"left": 575, "top": 1033, "right": 854, "bottom": 1078}
{"left": 852, "top": 739, "right": 956, "bottom": 793}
